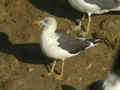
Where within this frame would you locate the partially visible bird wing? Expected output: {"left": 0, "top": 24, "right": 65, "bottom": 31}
{"left": 84, "top": 0, "right": 120, "bottom": 9}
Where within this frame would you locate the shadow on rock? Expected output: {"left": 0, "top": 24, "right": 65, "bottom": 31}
{"left": 29, "top": 0, "right": 120, "bottom": 21}
{"left": 29, "top": 0, "right": 83, "bottom": 21}
{"left": 62, "top": 84, "right": 76, "bottom": 90}
{"left": 83, "top": 80, "right": 104, "bottom": 90}
{"left": 107, "top": 11, "right": 120, "bottom": 15}
{"left": 0, "top": 32, "right": 53, "bottom": 65}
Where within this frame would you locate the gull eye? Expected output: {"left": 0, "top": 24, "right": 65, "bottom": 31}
{"left": 44, "top": 19, "right": 48, "bottom": 23}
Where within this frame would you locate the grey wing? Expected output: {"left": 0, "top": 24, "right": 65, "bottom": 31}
{"left": 84, "top": 0, "right": 120, "bottom": 9}
{"left": 57, "top": 34, "right": 90, "bottom": 54}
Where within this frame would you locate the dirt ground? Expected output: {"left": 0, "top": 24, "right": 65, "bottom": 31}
{"left": 0, "top": 0, "right": 120, "bottom": 90}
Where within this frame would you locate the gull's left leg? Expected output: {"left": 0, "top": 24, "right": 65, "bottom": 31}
{"left": 79, "top": 14, "right": 92, "bottom": 37}
{"left": 86, "top": 13, "right": 92, "bottom": 34}
{"left": 55, "top": 60, "right": 64, "bottom": 80}
{"left": 48, "top": 60, "right": 56, "bottom": 76}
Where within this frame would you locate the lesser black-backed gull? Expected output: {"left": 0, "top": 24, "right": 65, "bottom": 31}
{"left": 68, "top": 0, "right": 120, "bottom": 34}
{"left": 32, "top": 17, "right": 102, "bottom": 80}
{"left": 83, "top": 48, "right": 120, "bottom": 90}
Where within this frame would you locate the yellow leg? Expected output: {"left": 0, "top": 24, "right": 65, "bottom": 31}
{"left": 48, "top": 60, "right": 56, "bottom": 76}
{"left": 61, "top": 60, "right": 64, "bottom": 77}
{"left": 86, "top": 13, "right": 91, "bottom": 34}
{"left": 55, "top": 61, "right": 64, "bottom": 80}
{"left": 79, "top": 14, "right": 92, "bottom": 37}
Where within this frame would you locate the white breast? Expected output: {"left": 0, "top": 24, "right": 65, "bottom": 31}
{"left": 40, "top": 30, "right": 75, "bottom": 60}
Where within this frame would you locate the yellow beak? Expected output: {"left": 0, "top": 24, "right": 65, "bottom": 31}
{"left": 32, "top": 21, "right": 40, "bottom": 27}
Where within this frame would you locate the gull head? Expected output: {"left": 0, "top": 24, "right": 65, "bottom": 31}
{"left": 32, "top": 17, "right": 57, "bottom": 30}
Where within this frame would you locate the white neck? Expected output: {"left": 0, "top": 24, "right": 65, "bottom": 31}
{"left": 43, "top": 21, "right": 57, "bottom": 34}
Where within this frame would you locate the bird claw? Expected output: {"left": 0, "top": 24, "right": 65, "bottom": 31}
{"left": 55, "top": 75, "right": 63, "bottom": 80}
{"left": 79, "top": 31, "right": 89, "bottom": 37}
{"left": 47, "top": 72, "right": 54, "bottom": 77}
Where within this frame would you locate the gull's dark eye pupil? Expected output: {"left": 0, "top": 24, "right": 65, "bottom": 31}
{"left": 44, "top": 19, "right": 48, "bottom": 23}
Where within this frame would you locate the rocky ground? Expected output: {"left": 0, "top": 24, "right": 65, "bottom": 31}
{"left": 0, "top": 0, "right": 120, "bottom": 90}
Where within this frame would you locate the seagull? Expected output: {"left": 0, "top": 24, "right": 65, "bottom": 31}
{"left": 68, "top": 0, "right": 120, "bottom": 34}
{"left": 32, "top": 17, "right": 102, "bottom": 80}
{"left": 83, "top": 48, "right": 120, "bottom": 90}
